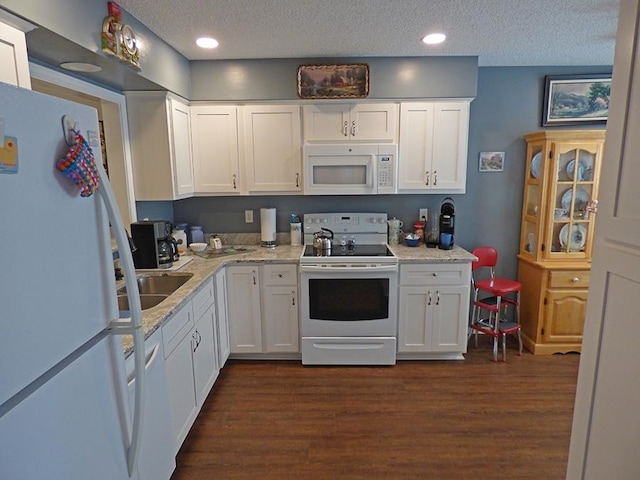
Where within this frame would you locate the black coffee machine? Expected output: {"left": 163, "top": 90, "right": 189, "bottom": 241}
{"left": 438, "top": 197, "right": 455, "bottom": 250}
{"left": 131, "top": 220, "right": 178, "bottom": 269}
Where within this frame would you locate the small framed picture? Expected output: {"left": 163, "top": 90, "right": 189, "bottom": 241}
{"left": 479, "top": 152, "right": 505, "bottom": 172}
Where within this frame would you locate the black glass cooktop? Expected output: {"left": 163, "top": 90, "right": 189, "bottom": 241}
{"left": 302, "top": 244, "right": 393, "bottom": 257}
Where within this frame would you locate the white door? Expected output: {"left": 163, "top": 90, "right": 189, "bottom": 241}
{"left": 263, "top": 286, "right": 299, "bottom": 352}
{"left": 169, "top": 99, "right": 194, "bottom": 197}
{"left": 398, "top": 102, "right": 434, "bottom": 191}
{"left": 0, "top": 21, "right": 30, "bottom": 88}
{"left": 0, "top": 338, "right": 135, "bottom": 480}
{"left": 430, "top": 102, "right": 469, "bottom": 191}
{"left": 243, "top": 105, "right": 302, "bottom": 192}
{"left": 191, "top": 105, "right": 241, "bottom": 193}
{"left": 350, "top": 103, "right": 398, "bottom": 142}
{"left": 567, "top": 2, "right": 640, "bottom": 478}
{"left": 227, "top": 266, "right": 263, "bottom": 353}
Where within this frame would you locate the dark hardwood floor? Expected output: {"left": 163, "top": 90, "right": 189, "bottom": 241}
{"left": 171, "top": 340, "right": 580, "bottom": 480}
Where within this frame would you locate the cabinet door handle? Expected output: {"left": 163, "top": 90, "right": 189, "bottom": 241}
{"left": 232, "top": 174, "right": 237, "bottom": 189}
{"left": 434, "top": 171, "right": 438, "bottom": 186}
{"left": 351, "top": 120, "right": 357, "bottom": 136}
{"left": 436, "top": 291, "right": 440, "bottom": 305}
{"left": 295, "top": 172, "right": 300, "bottom": 188}
{"left": 428, "top": 291, "right": 432, "bottom": 306}
{"left": 291, "top": 291, "right": 296, "bottom": 306}
{"left": 425, "top": 171, "right": 430, "bottom": 186}
{"left": 253, "top": 271, "right": 257, "bottom": 285}
{"left": 572, "top": 277, "right": 580, "bottom": 283}
{"left": 343, "top": 120, "right": 348, "bottom": 136}
{"left": 191, "top": 333, "right": 197, "bottom": 352}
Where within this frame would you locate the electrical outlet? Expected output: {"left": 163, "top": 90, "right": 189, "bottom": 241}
{"left": 419, "top": 208, "right": 429, "bottom": 222}
{"left": 245, "top": 209, "right": 254, "bottom": 223}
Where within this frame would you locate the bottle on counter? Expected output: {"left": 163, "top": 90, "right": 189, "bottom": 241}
{"left": 172, "top": 225, "right": 188, "bottom": 255}
{"left": 190, "top": 225, "right": 204, "bottom": 244}
{"left": 413, "top": 221, "right": 425, "bottom": 244}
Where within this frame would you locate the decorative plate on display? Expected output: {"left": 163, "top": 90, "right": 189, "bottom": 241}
{"left": 561, "top": 187, "right": 590, "bottom": 213}
{"left": 559, "top": 224, "right": 587, "bottom": 252}
{"left": 566, "top": 159, "right": 586, "bottom": 181}
{"left": 530, "top": 152, "right": 542, "bottom": 179}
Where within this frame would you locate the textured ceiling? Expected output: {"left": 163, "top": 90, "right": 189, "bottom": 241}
{"left": 116, "top": 0, "right": 620, "bottom": 66}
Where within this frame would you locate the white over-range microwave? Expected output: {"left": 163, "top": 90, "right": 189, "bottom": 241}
{"left": 303, "top": 143, "right": 398, "bottom": 195}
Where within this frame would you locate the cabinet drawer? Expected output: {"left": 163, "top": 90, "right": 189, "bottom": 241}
{"left": 262, "top": 264, "right": 297, "bottom": 286}
{"left": 162, "top": 303, "right": 194, "bottom": 357}
{"left": 548, "top": 270, "right": 590, "bottom": 289}
{"left": 400, "top": 263, "right": 470, "bottom": 286}
{"left": 192, "top": 278, "right": 214, "bottom": 319}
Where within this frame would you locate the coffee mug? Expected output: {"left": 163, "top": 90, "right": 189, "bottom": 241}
{"left": 439, "top": 232, "right": 453, "bottom": 247}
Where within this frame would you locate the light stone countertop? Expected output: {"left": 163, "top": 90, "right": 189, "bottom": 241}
{"left": 121, "top": 243, "right": 475, "bottom": 356}
{"left": 389, "top": 244, "right": 477, "bottom": 262}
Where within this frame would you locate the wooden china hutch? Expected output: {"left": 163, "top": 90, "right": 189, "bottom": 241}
{"left": 517, "top": 130, "right": 605, "bottom": 354}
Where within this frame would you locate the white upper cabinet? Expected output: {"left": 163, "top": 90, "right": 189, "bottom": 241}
{"left": 0, "top": 21, "right": 31, "bottom": 89}
{"left": 125, "top": 92, "right": 194, "bottom": 200}
{"left": 398, "top": 101, "right": 470, "bottom": 194}
{"left": 303, "top": 103, "right": 398, "bottom": 142}
{"left": 243, "top": 105, "right": 302, "bottom": 192}
{"left": 190, "top": 105, "right": 242, "bottom": 194}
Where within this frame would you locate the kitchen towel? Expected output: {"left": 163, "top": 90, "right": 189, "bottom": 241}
{"left": 260, "top": 207, "right": 277, "bottom": 244}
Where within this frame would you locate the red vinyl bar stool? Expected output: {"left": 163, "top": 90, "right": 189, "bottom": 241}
{"left": 469, "top": 246, "right": 523, "bottom": 362}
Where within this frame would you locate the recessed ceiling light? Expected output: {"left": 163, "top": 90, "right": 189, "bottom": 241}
{"left": 422, "top": 33, "right": 446, "bottom": 45}
{"left": 59, "top": 62, "right": 103, "bottom": 73}
{"left": 196, "top": 37, "right": 219, "bottom": 49}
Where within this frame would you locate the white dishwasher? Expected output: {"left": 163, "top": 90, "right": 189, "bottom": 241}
{"left": 126, "top": 329, "right": 176, "bottom": 480}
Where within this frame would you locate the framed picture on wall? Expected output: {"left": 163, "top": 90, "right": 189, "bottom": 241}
{"left": 479, "top": 152, "right": 505, "bottom": 172}
{"left": 297, "top": 63, "right": 369, "bottom": 99}
{"left": 542, "top": 74, "right": 611, "bottom": 126}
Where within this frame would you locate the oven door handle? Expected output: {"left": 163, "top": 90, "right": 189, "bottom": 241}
{"left": 300, "top": 264, "right": 398, "bottom": 273}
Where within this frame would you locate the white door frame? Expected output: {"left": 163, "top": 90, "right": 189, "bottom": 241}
{"left": 28, "top": 62, "right": 137, "bottom": 225}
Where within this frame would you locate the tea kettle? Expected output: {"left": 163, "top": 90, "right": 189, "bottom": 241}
{"left": 313, "top": 228, "right": 334, "bottom": 250}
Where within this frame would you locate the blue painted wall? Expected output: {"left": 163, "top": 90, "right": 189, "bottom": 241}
{"left": 167, "top": 65, "right": 610, "bottom": 280}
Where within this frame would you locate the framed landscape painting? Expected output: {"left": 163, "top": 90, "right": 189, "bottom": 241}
{"left": 297, "top": 63, "right": 369, "bottom": 99}
{"left": 542, "top": 74, "right": 611, "bottom": 126}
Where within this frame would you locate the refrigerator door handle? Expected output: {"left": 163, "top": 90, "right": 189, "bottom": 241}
{"left": 96, "top": 162, "right": 145, "bottom": 477}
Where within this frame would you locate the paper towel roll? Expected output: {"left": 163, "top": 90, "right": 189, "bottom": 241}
{"left": 260, "top": 207, "right": 277, "bottom": 245}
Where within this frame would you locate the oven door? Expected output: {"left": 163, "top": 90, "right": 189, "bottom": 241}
{"left": 300, "top": 267, "right": 398, "bottom": 337}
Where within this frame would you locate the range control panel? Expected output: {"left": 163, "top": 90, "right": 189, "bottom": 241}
{"left": 303, "top": 213, "right": 388, "bottom": 236}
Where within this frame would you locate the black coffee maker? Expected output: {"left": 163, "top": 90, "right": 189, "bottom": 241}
{"left": 438, "top": 197, "right": 455, "bottom": 250}
{"left": 131, "top": 221, "right": 178, "bottom": 269}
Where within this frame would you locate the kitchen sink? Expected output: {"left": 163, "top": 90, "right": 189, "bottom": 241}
{"left": 118, "top": 272, "right": 194, "bottom": 296}
{"left": 117, "top": 272, "right": 194, "bottom": 314}
{"left": 117, "top": 293, "right": 169, "bottom": 311}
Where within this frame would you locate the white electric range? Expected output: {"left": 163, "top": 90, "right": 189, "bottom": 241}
{"left": 299, "top": 213, "right": 399, "bottom": 365}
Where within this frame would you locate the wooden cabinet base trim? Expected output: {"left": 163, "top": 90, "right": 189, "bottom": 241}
{"left": 522, "top": 332, "right": 582, "bottom": 355}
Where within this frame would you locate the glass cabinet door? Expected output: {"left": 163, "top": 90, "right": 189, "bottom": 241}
{"left": 545, "top": 142, "right": 599, "bottom": 259}
{"left": 520, "top": 144, "right": 545, "bottom": 258}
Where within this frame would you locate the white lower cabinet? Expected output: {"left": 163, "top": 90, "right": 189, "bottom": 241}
{"left": 227, "top": 265, "right": 263, "bottom": 353}
{"left": 126, "top": 329, "right": 175, "bottom": 480}
{"left": 227, "top": 264, "right": 299, "bottom": 354}
{"left": 162, "top": 279, "right": 218, "bottom": 454}
{"left": 398, "top": 263, "right": 471, "bottom": 357}
{"left": 214, "top": 268, "right": 231, "bottom": 367}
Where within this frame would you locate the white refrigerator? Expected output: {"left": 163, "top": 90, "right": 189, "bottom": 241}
{"left": 0, "top": 82, "right": 147, "bottom": 479}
